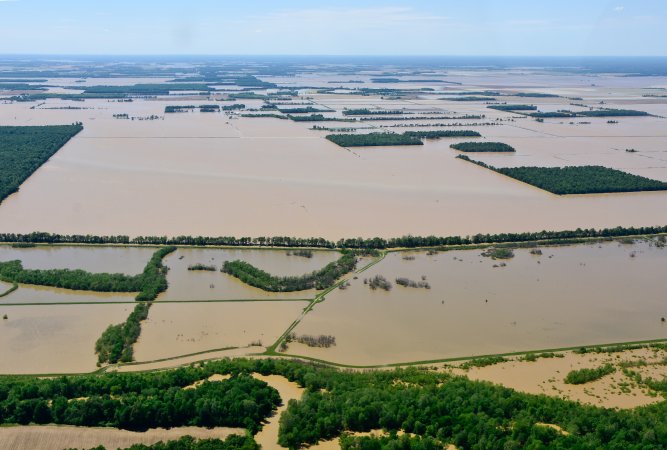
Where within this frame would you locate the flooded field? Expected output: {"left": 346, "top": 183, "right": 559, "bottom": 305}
{"left": 0, "top": 245, "right": 340, "bottom": 302}
{"left": 161, "top": 247, "right": 340, "bottom": 300}
{"left": 134, "top": 301, "right": 306, "bottom": 362}
{"left": 0, "top": 244, "right": 154, "bottom": 274}
{"left": 1, "top": 70, "right": 666, "bottom": 239}
{"left": 0, "top": 285, "right": 135, "bottom": 305}
{"left": 0, "top": 303, "right": 133, "bottom": 373}
{"left": 290, "top": 239, "right": 667, "bottom": 365}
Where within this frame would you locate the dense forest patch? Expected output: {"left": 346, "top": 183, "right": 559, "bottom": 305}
{"left": 0, "top": 124, "right": 82, "bottom": 203}
{"left": 451, "top": 142, "right": 515, "bottom": 152}
{"left": 326, "top": 133, "right": 423, "bottom": 147}
{"left": 457, "top": 155, "right": 667, "bottom": 194}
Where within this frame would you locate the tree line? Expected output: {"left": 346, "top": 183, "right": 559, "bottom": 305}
{"left": 95, "top": 302, "right": 151, "bottom": 364}
{"left": 222, "top": 251, "right": 357, "bottom": 292}
{"left": 528, "top": 108, "right": 649, "bottom": 118}
{"left": 403, "top": 130, "right": 481, "bottom": 139}
{"left": 2, "top": 226, "right": 667, "bottom": 250}
{"left": 326, "top": 133, "right": 423, "bottom": 147}
{"left": 487, "top": 104, "right": 537, "bottom": 112}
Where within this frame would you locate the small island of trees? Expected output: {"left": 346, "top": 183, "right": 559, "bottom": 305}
{"left": 326, "top": 133, "right": 423, "bottom": 147}
{"left": 222, "top": 251, "right": 356, "bottom": 292}
{"left": 451, "top": 142, "right": 516, "bottom": 152}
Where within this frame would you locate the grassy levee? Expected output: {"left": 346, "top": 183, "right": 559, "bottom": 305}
{"left": 271, "top": 337, "right": 667, "bottom": 370}
{"left": 113, "top": 346, "right": 240, "bottom": 368}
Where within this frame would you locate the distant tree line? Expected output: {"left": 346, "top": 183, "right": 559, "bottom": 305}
{"left": 487, "top": 104, "right": 537, "bottom": 112}
{"left": 83, "top": 84, "right": 213, "bottom": 95}
{"left": 342, "top": 109, "right": 405, "bottom": 116}
{"left": 447, "top": 96, "right": 497, "bottom": 102}
{"left": 403, "top": 130, "right": 481, "bottom": 139}
{"left": 326, "top": 133, "right": 423, "bottom": 147}
{"left": 450, "top": 142, "right": 515, "bottom": 152}
{"left": 240, "top": 114, "right": 287, "bottom": 120}
{"left": 528, "top": 108, "right": 649, "bottom": 118}
{"left": 278, "top": 107, "right": 331, "bottom": 114}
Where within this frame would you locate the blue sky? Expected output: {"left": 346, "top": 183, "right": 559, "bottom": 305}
{"left": 1, "top": 0, "right": 665, "bottom": 55}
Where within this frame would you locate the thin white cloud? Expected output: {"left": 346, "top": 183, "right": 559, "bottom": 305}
{"left": 247, "top": 6, "right": 449, "bottom": 30}
{"left": 614, "top": 6, "right": 625, "bottom": 12}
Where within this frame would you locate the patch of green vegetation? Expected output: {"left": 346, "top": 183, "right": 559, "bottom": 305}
{"left": 451, "top": 142, "right": 515, "bottom": 152}
{"left": 564, "top": 364, "right": 615, "bottom": 385}
{"left": 288, "top": 114, "right": 350, "bottom": 122}
{"left": 487, "top": 104, "right": 538, "bottom": 112}
{"left": 481, "top": 247, "right": 515, "bottom": 259}
{"left": 222, "top": 251, "right": 356, "bottom": 292}
{"left": 187, "top": 264, "right": 216, "bottom": 271}
{"left": 529, "top": 108, "right": 649, "bottom": 118}
{"left": 326, "top": 133, "right": 422, "bottom": 147}
{"left": 0, "top": 83, "right": 48, "bottom": 91}
{"left": 0, "top": 365, "right": 279, "bottom": 432}
{"left": 521, "top": 352, "right": 564, "bottom": 362}
{"left": 460, "top": 356, "right": 508, "bottom": 369}
{"left": 83, "top": 83, "right": 213, "bottom": 95}
{"left": 0, "top": 246, "right": 175, "bottom": 301}
{"left": 340, "top": 434, "right": 441, "bottom": 450}
{"left": 95, "top": 302, "right": 151, "bottom": 364}
{"left": 457, "top": 155, "right": 667, "bottom": 194}
{"left": 221, "top": 103, "right": 245, "bottom": 111}
{"left": 513, "top": 92, "right": 560, "bottom": 98}
{"left": 240, "top": 113, "right": 287, "bottom": 119}
{"left": 448, "top": 96, "right": 496, "bottom": 101}
{"left": 0, "top": 124, "right": 82, "bottom": 203}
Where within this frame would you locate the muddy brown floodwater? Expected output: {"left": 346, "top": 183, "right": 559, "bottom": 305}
{"left": 133, "top": 301, "right": 307, "bottom": 362}
{"left": 290, "top": 239, "right": 667, "bottom": 366}
{"left": 0, "top": 71, "right": 666, "bottom": 239}
{"left": 0, "top": 303, "right": 133, "bottom": 374}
